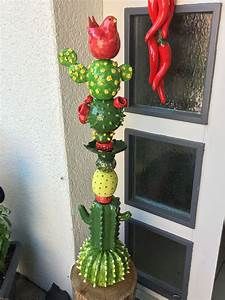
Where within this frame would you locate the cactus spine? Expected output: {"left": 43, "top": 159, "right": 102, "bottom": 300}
{"left": 59, "top": 36, "right": 133, "bottom": 287}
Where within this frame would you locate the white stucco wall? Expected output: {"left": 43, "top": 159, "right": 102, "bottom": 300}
{"left": 0, "top": 0, "right": 75, "bottom": 293}
{"left": 53, "top": 0, "right": 103, "bottom": 254}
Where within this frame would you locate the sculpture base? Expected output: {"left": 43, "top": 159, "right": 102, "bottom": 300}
{"left": 71, "top": 260, "right": 137, "bottom": 300}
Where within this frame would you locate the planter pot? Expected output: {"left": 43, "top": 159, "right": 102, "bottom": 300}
{"left": 0, "top": 241, "right": 21, "bottom": 300}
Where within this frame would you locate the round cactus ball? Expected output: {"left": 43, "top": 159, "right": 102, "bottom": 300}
{"left": 87, "top": 60, "right": 121, "bottom": 100}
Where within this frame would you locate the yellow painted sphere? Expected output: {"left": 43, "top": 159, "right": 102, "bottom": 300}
{"left": 92, "top": 169, "right": 118, "bottom": 197}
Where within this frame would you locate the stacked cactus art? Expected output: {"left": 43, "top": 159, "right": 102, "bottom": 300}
{"left": 58, "top": 15, "right": 133, "bottom": 288}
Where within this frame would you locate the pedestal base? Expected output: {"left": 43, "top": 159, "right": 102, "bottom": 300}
{"left": 70, "top": 260, "right": 137, "bottom": 300}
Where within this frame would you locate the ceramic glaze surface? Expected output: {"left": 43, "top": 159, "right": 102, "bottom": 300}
{"left": 58, "top": 15, "right": 133, "bottom": 287}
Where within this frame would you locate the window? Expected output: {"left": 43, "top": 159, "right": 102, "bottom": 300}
{"left": 124, "top": 3, "right": 221, "bottom": 123}
{"left": 125, "top": 129, "right": 204, "bottom": 227}
{"left": 126, "top": 219, "right": 193, "bottom": 299}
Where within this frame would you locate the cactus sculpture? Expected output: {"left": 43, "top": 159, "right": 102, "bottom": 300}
{"left": 58, "top": 15, "right": 133, "bottom": 287}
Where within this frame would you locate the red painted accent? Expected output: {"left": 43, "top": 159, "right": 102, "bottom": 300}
{"left": 152, "top": 42, "right": 172, "bottom": 91}
{"left": 147, "top": 37, "right": 159, "bottom": 85}
{"left": 96, "top": 141, "right": 113, "bottom": 151}
{"left": 88, "top": 16, "right": 120, "bottom": 59}
{"left": 95, "top": 195, "right": 112, "bottom": 204}
{"left": 77, "top": 95, "right": 93, "bottom": 124}
{"left": 145, "top": 0, "right": 170, "bottom": 43}
{"left": 113, "top": 97, "right": 127, "bottom": 109}
{"left": 84, "top": 95, "right": 93, "bottom": 104}
{"left": 77, "top": 103, "right": 89, "bottom": 124}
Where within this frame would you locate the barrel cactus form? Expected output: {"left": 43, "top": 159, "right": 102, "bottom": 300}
{"left": 58, "top": 15, "right": 133, "bottom": 288}
{"left": 77, "top": 197, "right": 131, "bottom": 287}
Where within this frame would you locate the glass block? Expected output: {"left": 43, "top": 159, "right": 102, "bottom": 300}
{"left": 129, "top": 12, "right": 212, "bottom": 113}
{"left": 127, "top": 220, "right": 190, "bottom": 291}
{"left": 125, "top": 129, "right": 204, "bottom": 227}
{"left": 135, "top": 136, "right": 196, "bottom": 215}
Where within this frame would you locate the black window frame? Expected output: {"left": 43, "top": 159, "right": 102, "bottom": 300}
{"left": 125, "top": 128, "right": 204, "bottom": 228}
{"left": 125, "top": 218, "right": 193, "bottom": 300}
{"left": 124, "top": 3, "right": 221, "bottom": 124}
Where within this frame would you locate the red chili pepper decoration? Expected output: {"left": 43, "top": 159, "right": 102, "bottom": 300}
{"left": 147, "top": 0, "right": 158, "bottom": 22}
{"left": 147, "top": 37, "right": 159, "bottom": 85}
{"left": 145, "top": 0, "right": 170, "bottom": 43}
{"left": 161, "top": 0, "right": 175, "bottom": 39}
{"left": 157, "top": 80, "right": 166, "bottom": 104}
{"left": 145, "top": 0, "right": 175, "bottom": 104}
{"left": 152, "top": 42, "right": 172, "bottom": 91}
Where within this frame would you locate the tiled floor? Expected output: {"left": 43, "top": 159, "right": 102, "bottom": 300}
{"left": 212, "top": 226, "right": 225, "bottom": 300}
{"left": 15, "top": 274, "right": 159, "bottom": 300}
{"left": 15, "top": 262, "right": 225, "bottom": 300}
{"left": 15, "top": 273, "right": 46, "bottom": 300}
{"left": 212, "top": 262, "right": 225, "bottom": 300}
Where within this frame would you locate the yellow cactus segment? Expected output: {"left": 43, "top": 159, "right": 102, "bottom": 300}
{"left": 92, "top": 170, "right": 118, "bottom": 197}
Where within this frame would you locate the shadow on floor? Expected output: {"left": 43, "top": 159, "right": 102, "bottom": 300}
{"left": 15, "top": 273, "right": 46, "bottom": 300}
{"left": 15, "top": 274, "right": 71, "bottom": 300}
{"left": 212, "top": 225, "right": 225, "bottom": 300}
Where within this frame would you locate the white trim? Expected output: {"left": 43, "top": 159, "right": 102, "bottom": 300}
{"left": 104, "top": 1, "right": 225, "bottom": 299}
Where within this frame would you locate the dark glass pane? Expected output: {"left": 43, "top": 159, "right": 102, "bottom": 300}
{"left": 128, "top": 221, "right": 187, "bottom": 289}
{"left": 129, "top": 12, "right": 212, "bottom": 112}
{"left": 212, "top": 225, "right": 225, "bottom": 299}
{"left": 134, "top": 136, "right": 196, "bottom": 214}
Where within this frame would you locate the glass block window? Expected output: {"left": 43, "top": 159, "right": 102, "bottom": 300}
{"left": 125, "top": 129, "right": 204, "bottom": 228}
{"left": 126, "top": 219, "right": 193, "bottom": 299}
{"left": 125, "top": 4, "right": 221, "bottom": 123}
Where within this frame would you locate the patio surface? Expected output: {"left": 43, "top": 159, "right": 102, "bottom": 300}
{"left": 15, "top": 273, "right": 46, "bottom": 300}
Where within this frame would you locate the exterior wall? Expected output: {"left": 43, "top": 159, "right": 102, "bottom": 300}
{"left": 104, "top": 1, "right": 225, "bottom": 300}
{"left": 0, "top": 0, "right": 75, "bottom": 293}
{"left": 53, "top": 0, "right": 103, "bottom": 254}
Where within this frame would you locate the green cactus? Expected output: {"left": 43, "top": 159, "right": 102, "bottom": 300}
{"left": 85, "top": 139, "right": 126, "bottom": 172}
{"left": 77, "top": 197, "right": 131, "bottom": 287}
{"left": 88, "top": 98, "right": 125, "bottom": 133}
{"left": 58, "top": 48, "right": 77, "bottom": 67}
{"left": 58, "top": 49, "right": 132, "bottom": 142}
{"left": 58, "top": 48, "right": 133, "bottom": 288}
{"left": 68, "top": 64, "right": 87, "bottom": 83}
{"left": 87, "top": 60, "right": 121, "bottom": 100}
{"left": 96, "top": 154, "right": 116, "bottom": 172}
{"left": 119, "top": 64, "right": 133, "bottom": 81}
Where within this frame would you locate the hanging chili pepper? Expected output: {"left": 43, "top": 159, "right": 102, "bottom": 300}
{"left": 147, "top": 0, "right": 158, "bottom": 23}
{"left": 161, "top": 0, "right": 175, "bottom": 39}
{"left": 152, "top": 41, "right": 171, "bottom": 91}
{"left": 157, "top": 80, "right": 166, "bottom": 104}
{"left": 145, "top": 0, "right": 174, "bottom": 104}
{"left": 147, "top": 37, "right": 159, "bottom": 85}
{"left": 145, "top": 0, "right": 170, "bottom": 43}
{"left": 146, "top": 0, "right": 159, "bottom": 86}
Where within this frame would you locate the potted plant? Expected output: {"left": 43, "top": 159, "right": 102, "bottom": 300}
{"left": 0, "top": 187, "right": 21, "bottom": 299}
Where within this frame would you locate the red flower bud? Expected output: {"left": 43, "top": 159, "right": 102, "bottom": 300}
{"left": 77, "top": 103, "right": 90, "bottom": 124}
{"left": 113, "top": 97, "right": 127, "bottom": 109}
{"left": 84, "top": 95, "right": 93, "bottom": 104}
